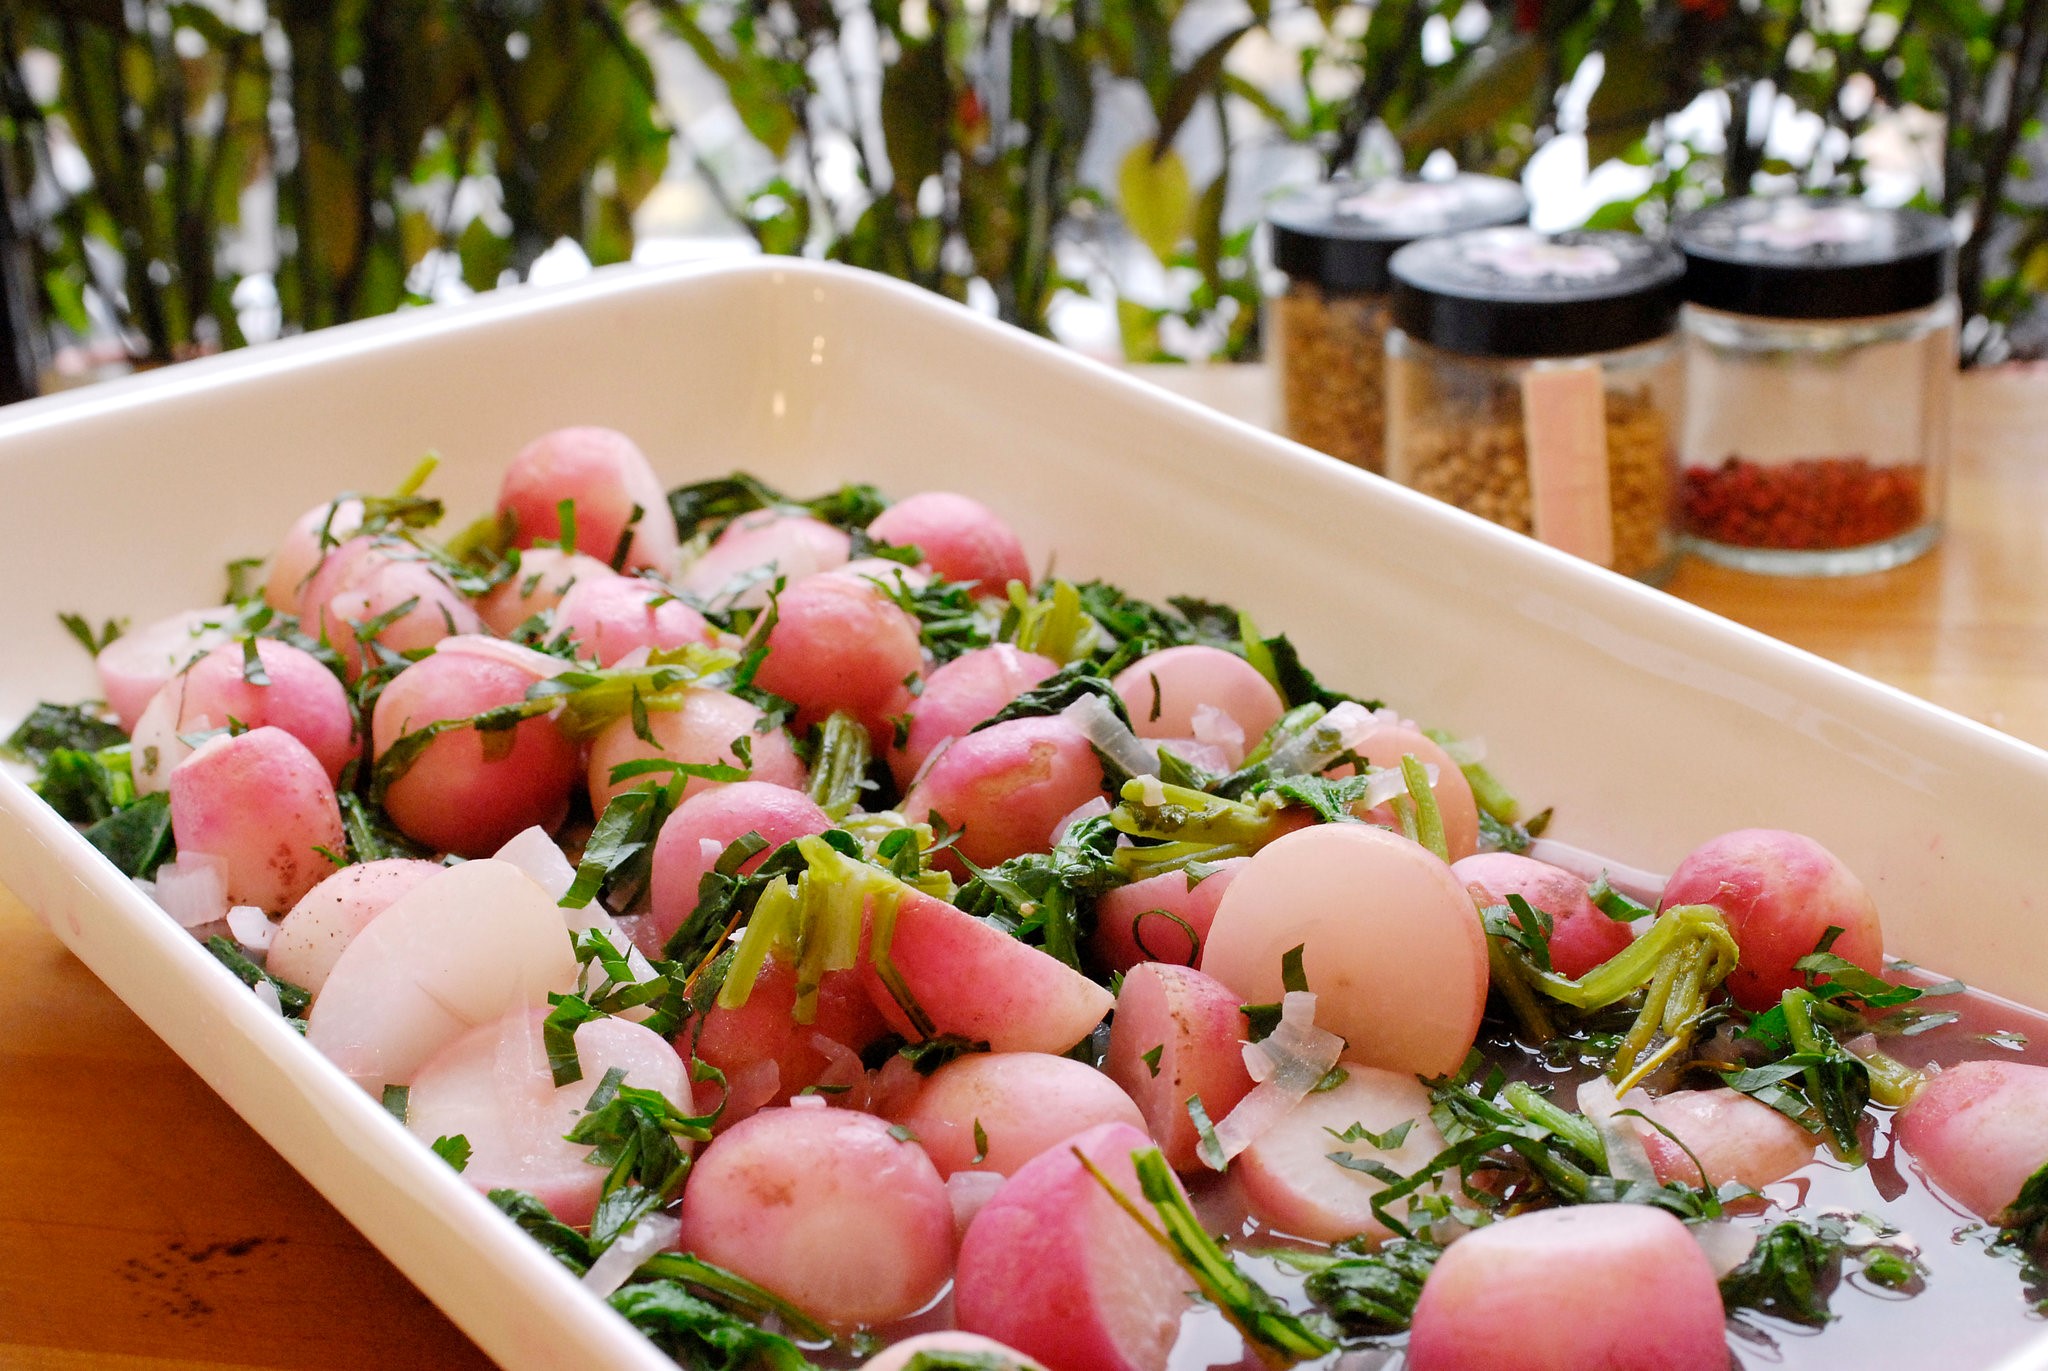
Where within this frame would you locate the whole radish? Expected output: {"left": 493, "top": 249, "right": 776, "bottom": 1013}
{"left": 888, "top": 644, "right": 1057, "bottom": 790}
{"left": 1090, "top": 858, "right": 1246, "bottom": 975}
{"left": 644, "top": 782, "right": 832, "bottom": 954}
{"left": 554, "top": 574, "right": 717, "bottom": 665}
{"left": 899, "top": 715, "right": 1106, "bottom": 869}
{"left": 1895, "top": 1059, "right": 2048, "bottom": 1222}
{"left": 585, "top": 687, "right": 805, "bottom": 811}
{"left": 866, "top": 491, "right": 1032, "bottom": 595}
{"left": 300, "top": 539, "right": 480, "bottom": 680}
{"left": 96, "top": 607, "right": 243, "bottom": 731}
{"left": 130, "top": 639, "right": 356, "bottom": 793}
{"left": 691, "top": 957, "right": 890, "bottom": 1116}
{"left": 1103, "top": 963, "right": 1254, "bottom": 1172}
{"left": 1452, "top": 851, "right": 1633, "bottom": 979}
{"left": 748, "top": 571, "right": 924, "bottom": 740}
{"left": 1633, "top": 1087, "right": 1817, "bottom": 1192}
{"left": 1334, "top": 720, "right": 1481, "bottom": 863}
{"left": 678, "top": 509, "right": 852, "bottom": 608}
{"left": 475, "top": 547, "right": 620, "bottom": 635}
{"left": 168, "top": 727, "right": 344, "bottom": 912}
{"left": 265, "top": 497, "right": 366, "bottom": 612}
{"left": 894, "top": 1052, "right": 1144, "bottom": 1177}
{"left": 498, "top": 426, "right": 677, "bottom": 573}
{"left": 1112, "top": 645, "right": 1285, "bottom": 751}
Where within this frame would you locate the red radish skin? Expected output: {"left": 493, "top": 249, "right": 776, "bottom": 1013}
{"left": 265, "top": 498, "right": 365, "bottom": 612}
{"left": 1201, "top": 825, "right": 1488, "bottom": 1078}
{"left": 372, "top": 648, "right": 581, "bottom": 858}
{"left": 1334, "top": 722, "right": 1481, "bottom": 863}
{"left": 691, "top": 958, "right": 891, "bottom": 1117}
{"left": 748, "top": 572, "right": 924, "bottom": 739}
{"left": 677, "top": 1105, "right": 953, "bottom": 1327}
{"left": 900, "top": 715, "right": 1107, "bottom": 869}
{"left": 268, "top": 858, "right": 444, "bottom": 993}
{"left": 586, "top": 687, "right": 805, "bottom": 811}
{"left": 1090, "top": 859, "right": 1246, "bottom": 975}
{"left": 96, "top": 607, "right": 243, "bottom": 731}
{"left": 1103, "top": 963, "right": 1255, "bottom": 1173}
{"left": 861, "top": 889, "right": 1114, "bottom": 1056}
{"left": 644, "top": 783, "right": 834, "bottom": 954}
{"left": 131, "top": 638, "right": 357, "bottom": 793}
{"left": 1451, "top": 851, "right": 1633, "bottom": 979}
{"left": 888, "top": 645, "right": 1058, "bottom": 789}
{"left": 1660, "top": 828, "right": 1883, "bottom": 1012}
{"left": 955, "top": 1121, "right": 1195, "bottom": 1371}
{"left": 407, "top": 1008, "right": 692, "bottom": 1225}
{"left": 300, "top": 540, "right": 481, "bottom": 680}
{"left": 1235, "top": 1065, "right": 1448, "bottom": 1244}
{"left": 476, "top": 547, "right": 620, "bottom": 635}
{"left": 168, "top": 727, "right": 344, "bottom": 912}
{"left": 1895, "top": 1059, "right": 2048, "bottom": 1222}
{"left": 895, "top": 1052, "right": 1145, "bottom": 1177}
{"left": 498, "top": 426, "right": 678, "bottom": 573}
{"left": 1112, "top": 645, "right": 1285, "bottom": 747}
{"left": 554, "top": 574, "right": 717, "bottom": 665}
{"left": 866, "top": 492, "right": 1032, "bottom": 594}
{"left": 865, "top": 1333, "right": 1045, "bottom": 1371}
{"left": 1406, "top": 1204, "right": 1729, "bottom": 1371}
{"left": 1634, "top": 1087, "right": 1817, "bottom": 1192}
{"left": 305, "top": 859, "right": 578, "bottom": 1089}
{"left": 678, "top": 510, "right": 853, "bottom": 607}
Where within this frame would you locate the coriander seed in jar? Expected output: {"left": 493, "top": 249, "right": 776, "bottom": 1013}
{"left": 1384, "top": 228, "right": 1686, "bottom": 582}
{"left": 1268, "top": 175, "right": 1527, "bottom": 475}
{"left": 1673, "top": 197, "right": 1956, "bottom": 576}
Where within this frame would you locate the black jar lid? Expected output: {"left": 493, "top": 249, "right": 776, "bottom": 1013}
{"left": 1268, "top": 175, "right": 1529, "bottom": 295}
{"left": 1388, "top": 228, "right": 1685, "bottom": 358}
{"left": 1674, "top": 197, "right": 1955, "bottom": 320}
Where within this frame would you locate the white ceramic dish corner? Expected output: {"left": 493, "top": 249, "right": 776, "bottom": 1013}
{"left": 4, "top": 258, "right": 2048, "bottom": 1370}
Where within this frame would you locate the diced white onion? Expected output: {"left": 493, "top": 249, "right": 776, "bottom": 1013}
{"left": 1437, "top": 734, "right": 1487, "bottom": 766}
{"left": 1578, "top": 1077, "right": 1658, "bottom": 1185}
{"left": 153, "top": 853, "right": 231, "bottom": 928}
{"left": 1692, "top": 1220, "right": 1759, "bottom": 1279}
{"left": 1052, "top": 796, "right": 1112, "bottom": 845}
{"left": 698, "top": 836, "right": 725, "bottom": 864}
{"left": 1527, "top": 839, "right": 1669, "bottom": 907}
{"left": 1358, "top": 765, "right": 1415, "bottom": 812}
{"left": 611, "top": 644, "right": 654, "bottom": 670}
{"left": 252, "top": 979, "right": 283, "bottom": 1016}
{"left": 947, "top": 1169, "right": 1006, "bottom": 1236}
{"left": 227, "top": 904, "right": 275, "bottom": 952}
{"left": 1061, "top": 695, "right": 1159, "bottom": 781}
{"left": 1212, "top": 991, "right": 1345, "bottom": 1164}
{"left": 494, "top": 826, "right": 579, "bottom": 902}
{"left": 580, "top": 1212, "right": 681, "bottom": 1298}
{"left": 789, "top": 1093, "right": 829, "bottom": 1111}
{"left": 130, "top": 877, "right": 157, "bottom": 900}
{"left": 1135, "top": 774, "right": 1167, "bottom": 807}
{"left": 1189, "top": 705, "right": 1246, "bottom": 764}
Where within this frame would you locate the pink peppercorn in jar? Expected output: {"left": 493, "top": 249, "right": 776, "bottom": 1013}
{"left": 1674, "top": 197, "right": 1957, "bottom": 577}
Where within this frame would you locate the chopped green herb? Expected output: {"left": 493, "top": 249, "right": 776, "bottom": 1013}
{"left": 431, "top": 1134, "right": 472, "bottom": 1171}
{"left": 1141, "top": 1045, "right": 1164, "bottom": 1077}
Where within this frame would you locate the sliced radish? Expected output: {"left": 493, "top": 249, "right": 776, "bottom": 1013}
{"left": 895, "top": 1051, "right": 1144, "bottom": 1177}
{"left": 1102, "top": 962, "right": 1254, "bottom": 1173}
{"left": 1234, "top": 1064, "right": 1446, "bottom": 1245}
{"left": 268, "top": 858, "right": 444, "bottom": 994}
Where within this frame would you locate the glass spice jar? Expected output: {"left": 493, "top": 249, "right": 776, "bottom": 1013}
{"left": 1268, "top": 175, "right": 1527, "bottom": 475}
{"left": 1384, "top": 228, "right": 1687, "bottom": 582}
{"left": 1673, "top": 197, "right": 1957, "bottom": 576}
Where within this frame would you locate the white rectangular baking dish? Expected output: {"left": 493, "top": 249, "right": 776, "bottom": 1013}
{"left": 3, "top": 258, "right": 2046, "bottom": 1369}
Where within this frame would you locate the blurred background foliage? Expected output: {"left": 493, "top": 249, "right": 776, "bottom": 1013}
{"left": 0, "top": 0, "right": 2040, "bottom": 382}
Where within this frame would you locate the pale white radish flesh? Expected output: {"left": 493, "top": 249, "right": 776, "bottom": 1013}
{"left": 498, "top": 426, "right": 679, "bottom": 574}
{"left": 1406, "top": 1204, "right": 1729, "bottom": 1371}
{"left": 1089, "top": 859, "right": 1245, "bottom": 975}
{"left": 1234, "top": 1064, "right": 1446, "bottom": 1245}
{"left": 305, "top": 859, "right": 578, "bottom": 1090}
{"left": 268, "top": 858, "right": 444, "bottom": 993}
{"left": 676, "top": 1105, "right": 953, "bottom": 1327}
{"left": 168, "top": 727, "right": 345, "bottom": 913}
{"left": 95, "top": 606, "right": 243, "bottom": 731}
{"left": 677, "top": 509, "right": 852, "bottom": 608}
{"left": 864, "top": 1331, "right": 1045, "bottom": 1371}
{"left": 895, "top": 1051, "right": 1144, "bottom": 1177}
{"left": 585, "top": 687, "right": 806, "bottom": 811}
{"left": 1895, "top": 1059, "right": 2048, "bottom": 1221}
{"left": 476, "top": 547, "right": 621, "bottom": 635}
{"left": 130, "top": 638, "right": 357, "bottom": 793}
{"left": 955, "top": 1120, "right": 1194, "bottom": 1371}
{"left": 1634, "top": 1087, "right": 1817, "bottom": 1191}
{"left": 866, "top": 491, "right": 1032, "bottom": 594}
{"left": 265, "top": 497, "right": 365, "bottom": 612}
{"left": 887, "top": 645, "right": 1058, "bottom": 790}
{"left": 1200, "top": 824, "right": 1488, "bottom": 1078}
{"left": 1111, "top": 645, "right": 1285, "bottom": 748}
{"left": 406, "top": 1008, "right": 692, "bottom": 1225}
{"left": 1102, "top": 962, "right": 1254, "bottom": 1173}
{"left": 859, "top": 889, "right": 1113, "bottom": 1056}
{"left": 1451, "top": 850, "right": 1632, "bottom": 979}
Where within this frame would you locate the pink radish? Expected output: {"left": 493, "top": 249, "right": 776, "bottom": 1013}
{"left": 1103, "top": 963, "right": 1254, "bottom": 1173}
{"left": 168, "top": 727, "right": 344, "bottom": 912}
{"left": 265, "top": 497, "right": 365, "bottom": 612}
{"left": 866, "top": 492, "right": 1032, "bottom": 594}
{"left": 895, "top": 1052, "right": 1144, "bottom": 1177}
{"left": 476, "top": 547, "right": 620, "bottom": 635}
{"left": 1452, "top": 851, "right": 1633, "bottom": 979}
{"left": 677, "top": 1105, "right": 953, "bottom": 1327}
{"left": 887, "top": 645, "right": 1058, "bottom": 789}
{"left": 748, "top": 572, "right": 924, "bottom": 740}
{"left": 1112, "top": 645, "right": 1285, "bottom": 748}
{"left": 955, "top": 1121, "right": 1194, "bottom": 1371}
{"left": 300, "top": 539, "right": 481, "bottom": 680}
{"left": 585, "top": 687, "right": 805, "bottom": 811}
{"left": 1895, "top": 1059, "right": 2048, "bottom": 1222}
{"left": 268, "top": 858, "right": 444, "bottom": 992}
{"left": 554, "top": 575, "right": 717, "bottom": 666}
{"left": 899, "top": 715, "right": 1106, "bottom": 869}
{"left": 498, "top": 426, "right": 678, "bottom": 573}
{"left": 644, "top": 783, "right": 832, "bottom": 955}
{"left": 130, "top": 639, "right": 356, "bottom": 793}
{"left": 95, "top": 607, "right": 244, "bottom": 731}
{"left": 678, "top": 510, "right": 851, "bottom": 608}
{"left": 1633, "top": 1087, "right": 1817, "bottom": 1192}
{"left": 691, "top": 957, "right": 891, "bottom": 1116}
{"left": 1090, "top": 859, "right": 1245, "bottom": 975}
{"left": 1335, "top": 721, "right": 1481, "bottom": 863}
{"left": 1235, "top": 1065, "right": 1447, "bottom": 1244}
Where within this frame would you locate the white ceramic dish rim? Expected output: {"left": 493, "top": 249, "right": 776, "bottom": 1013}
{"left": 0, "top": 257, "right": 2043, "bottom": 1370}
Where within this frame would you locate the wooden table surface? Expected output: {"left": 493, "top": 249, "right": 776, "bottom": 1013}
{"left": 3, "top": 366, "right": 2044, "bottom": 1369}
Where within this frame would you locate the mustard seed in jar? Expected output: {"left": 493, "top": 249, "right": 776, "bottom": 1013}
{"left": 1269, "top": 176, "right": 1527, "bottom": 475}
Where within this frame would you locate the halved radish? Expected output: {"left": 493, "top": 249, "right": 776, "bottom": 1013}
{"left": 865, "top": 1332, "right": 1045, "bottom": 1371}
{"left": 1090, "top": 859, "right": 1245, "bottom": 975}
{"left": 268, "top": 858, "right": 444, "bottom": 993}
{"left": 1895, "top": 1059, "right": 2048, "bottom": 1222}
{"left": 95, "top": 606, "right": 243, "bottom": 731}
{"left": 1634, "top": 1087, "right": 1817, "bottom": 1192}
{"left": 895, "top": 1052, "right": 1144, "bottom": 1177}
{"left": 691, "top": 956, "right": 890, "bottom": 1118}
{"left": 1234, "top": 1064, "right": 1446, "bottom": 1245}
{"left": 1102, "top": 963, "right": 1253, "bottom": 1173}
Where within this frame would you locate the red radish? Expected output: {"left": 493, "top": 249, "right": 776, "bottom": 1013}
{"left": 372, "top": 642, "right": 581, "bottom": 858}
{"left": 1406, "top": 1205, "right": 1728, "bottom": 1371}
{"left": 300, "top": 539, "right": 481, "bottom": 679}
{"left": 1112, "top": 645, "right": 1285, "bottom": 749}
{"left": 1660, "top": 828, "right": 1882, "bottom": 1012}
{"left": 407, "top": 1008, "right": 692, "bottom": 1225}
{"left": 168, "top": 727, "right": 344, "bottom": 912}
{"left": 1895, "top": 1059, "right": 2048, "bottom": 1222}
{"left": 862, "top": 889, "right": 1114, "bottom": 1056}
{"left": 1633, "top": 1087, "right": 1817, "bottom": 1192}
{"left": 1201, "top": 824, "right": 1488, "bottom": 1078}
{"left": 1452, "top": 851, "right": 1633, "bottom": 979}
{"left": 585, "top": 687, "right": 805, "bottom": 811}
{"left": 865, "top": 1332, "right": 1044, "bottom": 1371}
{"left": 677, "top": 1105, "right": 953, "bottom": 1327}
{"left": 268, "top": 858, "right": 444, "bottom": 992}
{"left": 476, "top": 547, "right": 620, "bottom": 635}
{"left": 95, "top": 607, "right": 243, "bottom": 731}
{"left": 895, "top": 1052, "right": 1144, "bottom": 1177}
{"left": 691, "top": 957, "right": 890, "bottom": 1117}
{"left": 265, "top": 497, "right": 365, "bottom": 612}
{"left": 498, "top": 426, "right": 677, "bottom": 573}
{"left": 888, "top": 645, "right": 1058, "bottom": 789}
{"left": 305, "top": 858, "right": 578, "bottom": 1090}
{"left": 1235, "top": 1065, "right": 1447, "bottom": 1244}
{"left": 644, "top": 783, "right": 833, "bottom": 955}
{"left": 748, "top": 572, "right": 924, "bottom": 739}
{"left": 955, "top": 1121, "right": 1194, "bottom": 1371}
{"left": 866, "top": 491, "right": 1032, "bottom": 594}
{"left": 1334, "top": 721, "right": 1481, "bottom": 862}
{"left": 678, "top": 510, "right": 852, "bottom": 607}
{"left": 900, "top": 715, "right": 1106, "bottom": 869}
{"left": 1103, "top": 963, "right": 1254, "bottom": 1172}
{"left": 554, "top": 575, "right": 717, "bottom": 665}
{"left": 131, "top": 638, "right": 356, "bottom": 793}
{"left": 1090, "top": 859, "right": 1245, "bottom": 975}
